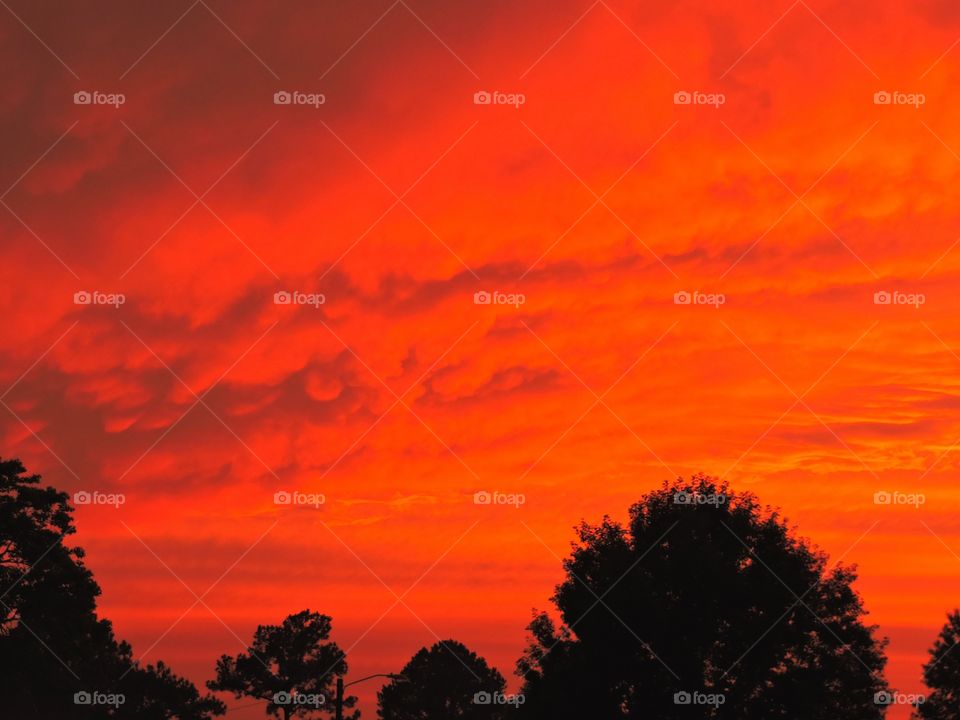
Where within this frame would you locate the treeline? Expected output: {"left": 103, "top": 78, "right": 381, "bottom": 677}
{"left": 2, "top": 457, "right": 959, "bottom": 719}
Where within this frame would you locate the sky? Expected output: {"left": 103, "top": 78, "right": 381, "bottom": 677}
{"left": 2, "top": 0, "right": 960, "bottom": 717}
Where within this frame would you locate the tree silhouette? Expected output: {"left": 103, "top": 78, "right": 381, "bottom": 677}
{"left": 208, "top": 609, "right": 354, "bottom": 719}
{"left": 517, "top": 475, "right": 890, "bottom": 719}
{"left": 916, "top": 610, "right": 960, "bottom": 719}
{"left": 0, "top": 457, "right": 224, "bottom": 719}
{"left": 120, "top": 660, "right": 228, "bottom": 719}
{"left": 378, "top": 639, "right": 508, "bottom": 719}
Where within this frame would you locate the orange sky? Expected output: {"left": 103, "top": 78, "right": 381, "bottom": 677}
{"left": 3, "top": 1, "right": 960, "bottom": 717}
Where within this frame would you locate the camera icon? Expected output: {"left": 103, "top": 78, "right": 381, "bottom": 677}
{"left": 473, "top": 91, "right": 492, "bottom": 105}
{"left": 873, "top": 491, "right": 891, "bottom": 505}
{"left": 473, "top": 691, "right": 492, "bottom": 705}
{"left": 673, "top": 291, "right": 691, "bottom": 305}
{"left": 73, "top": 91, "right": 92, "bottom": 105}
{"left": 74, "top": 691, "right": 92, "bottom": 705}
{"left": 874, "top": 691, "right": 893, "bottom": 705}
{"left": 274, "top": 91, "right": 292, "bottom": 105}
{"left": 473, "top": 291, "right": 491, "bottom": 305}
{"left": 273, "top": 691, "right": 293, "bottom": 705}
{"left": 274, "top": 491, "right": 292, "bottom": 505}
{"left": 74, "top": 291, "right": 92, "bottom": 305}
{"left": 673, "top": 91, "right": 692, "bottom": 105}
{"left": 274, "top": 291, "right": 292, "bottom": 305}
{"left": 673, "top": 491, "right": 692, "bottom": 505}
{"left": 873, "top": 91, "right": 891, "bottom": 105}
{"left": 674, "top": 691, "right": 692, "bottom": 705}
{"left": 73, "top": 491, "right": 92, "bottom": 505}
{"left": 873, "top": 290, "right": 891, "bottom": 305}
{"left": 473, "top": 491, "right": 492, "bottom": 505}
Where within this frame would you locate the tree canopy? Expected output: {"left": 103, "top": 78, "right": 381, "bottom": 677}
{"left": 517, "top": 474, "right": 890, "bottom": 719}
{"left": 916, "top": 610, "right": 960, "bottom": 719}
{"left": 209, "top": 609, "right": 353, "bottom": 719}
{"left": 0, "top": 457, "right": 224, "bottom": 719}
{"left": 378, "top": 639, "right": 510, "bottom": 719}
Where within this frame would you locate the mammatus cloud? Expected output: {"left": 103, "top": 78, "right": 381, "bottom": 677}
{"left": 4, "top": 1, "right": 960, "bottom": 717}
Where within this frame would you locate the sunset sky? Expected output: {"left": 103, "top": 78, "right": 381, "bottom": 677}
{"left": 3, "top": 1, "right": 960, "bottom": 717}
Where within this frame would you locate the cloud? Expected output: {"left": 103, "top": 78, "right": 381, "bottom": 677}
{"left": 5, "top": 0, "right": 960, "bottom": 713}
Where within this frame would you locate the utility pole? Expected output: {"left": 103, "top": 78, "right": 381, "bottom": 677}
{"left": 335, "top": 677, "right": 343, "bottom": 720}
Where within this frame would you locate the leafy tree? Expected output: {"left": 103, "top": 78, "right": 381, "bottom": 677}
{"left": 209, "top": 609, "right": 354, "bottom": 719}
{"left": 378, "top": 639, "right": 508, "bottom": 719}
{"left": 517, "top": 474, "right": 890, "bottom": 719}
{"left": 916, "top": 611, "right": 960, "bottom": 719}
{"left": 0, "top": 457, "right": 225, "bottom": 719}
{"left": 121, "top": 659, "right": 228, "bottom": 719}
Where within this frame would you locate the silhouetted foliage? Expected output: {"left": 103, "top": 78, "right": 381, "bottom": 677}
{"left": 208, "top": 609, "right": 354, "bottom": 719}
{"left": 120, "top": 659, "right": 228, "bottom": 719}
{"left": 916, "top": 610, "right": 960, "bottom": 719}
{"left": 0, "top": 457, "right": 225, "bottom": 719}
{"left": 378, "top": 639, "right": 508, "bottom": 719}
{"left": 517, "top": 474, "right": 890, "bottom": 719}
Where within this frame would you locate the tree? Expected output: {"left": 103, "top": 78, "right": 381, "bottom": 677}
{"left": 0, "top": 457, "right": 225, "bottom": 719}
{"left": 517, "top": 474, "right": 890, "bottom": 719}
{"left": 378, "top": 639, "right": 509, "bottom": 719}
{"left": 208, "top": 609, "right": 354, "bottom": 719}
{"left": 916, "top": 611, "right": 960, "bottom": 719}
{"left": 121, "top": 660, "right": 229, "bottom": 719}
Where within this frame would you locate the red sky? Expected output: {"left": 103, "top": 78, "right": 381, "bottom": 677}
{"left": 3, "top": 1, "right": 960, "bottom": 717}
